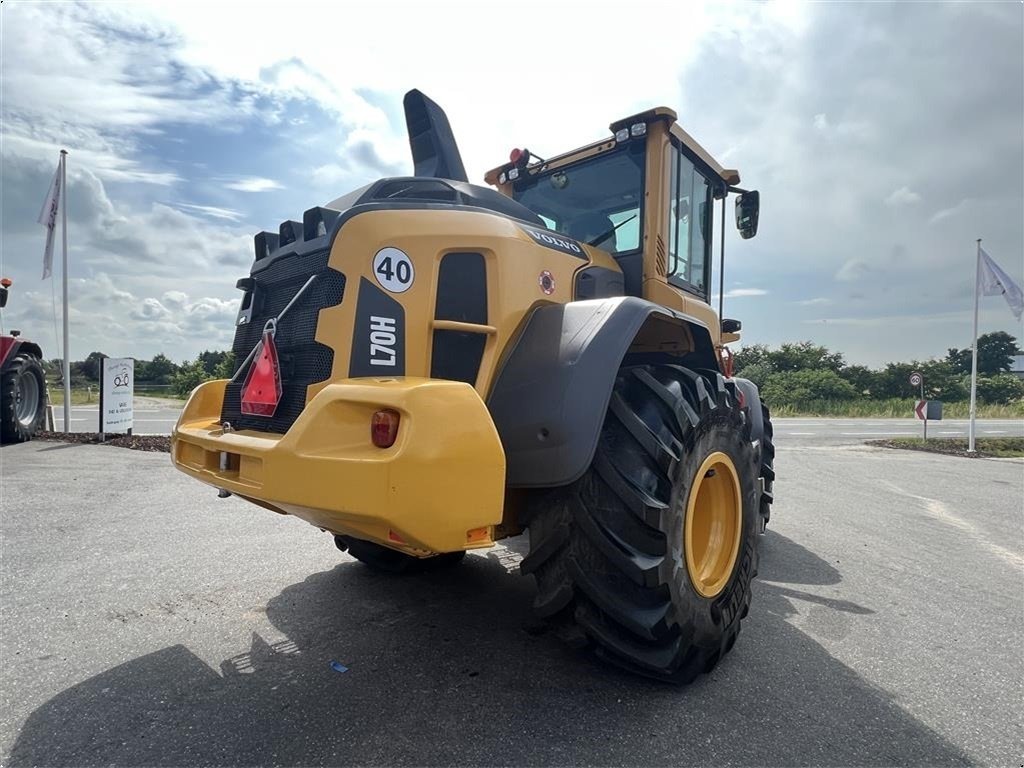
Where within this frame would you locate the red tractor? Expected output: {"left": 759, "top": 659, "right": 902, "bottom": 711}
{"left": 0, "top": 278, "right": 48, "bottom": 443}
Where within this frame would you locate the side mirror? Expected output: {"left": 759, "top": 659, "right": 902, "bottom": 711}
{"left": 0, "top": 287, "right": 7, "bottom": 309}
{"left": 735, "top": 190, "right": 759, "bottom": 240}
{"left": 721, "top": 318, "right": 742, "bottom": 334}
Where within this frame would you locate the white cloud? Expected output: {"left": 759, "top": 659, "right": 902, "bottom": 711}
{"left": 724, "top": 288, "right": 768, "bottom": 298}
{"left": 929, "top": 199, "right": 971, "bottom": 225}
{"left": 169, "top": 202, "right": 245, "bottom": 221}
{"left": 2, "top": 127, "right": 182, "bottom": 186}
{"left": 885, "top": 186, "right": 921, "bottom": 206}
{"left": 85, "top": 203, "right": 252, "bottom": 271}
{"left": 6, "top": 276, "right": 239, "bottom": 362}
{"left": 162, "top": 291, "right": 189, "bottom": 308}
{"left": 810, "top": 112, "right": 873, "bottom": 141}
{"left": 798, "top": 297, "right": 832, "bottom": 306}
{"left": 311, "top": 164, "right": 347, "bottom": 187}
{"left": 133, "top": 1, "right": 750, "bottom": 181}
{"left": 1, "top": 159, "right": 251, "bottom": 362}
{"left": 222, "top": 177, "right": 283, "bottom": 193}
{"left": 835, "top": 259, "right": 871, "bottom": 283}
{"left": 805, "top": 309, "right": 973, "bottom": 328}
{"left": 0, "top": 4, "right": 260, "bottom": 186}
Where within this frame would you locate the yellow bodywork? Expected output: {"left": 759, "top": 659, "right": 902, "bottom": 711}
{"left": 173, "top": 376, "right": 506, "bottom": 554}
{"left": 172, "top": 207, "right": 611, "bottom": 554}
{"left": 308, "top": 208, "right": 617, "bottom": 399}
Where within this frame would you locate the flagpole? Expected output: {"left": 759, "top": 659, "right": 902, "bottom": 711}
{"left": 60, "top": 150, "right": 70, "bottom": 434}
{"left": 968, "top": 238, "right": 981, "bottom": 454}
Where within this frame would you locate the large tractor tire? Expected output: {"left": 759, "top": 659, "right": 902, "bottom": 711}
{"left": 521, "top": 364, "right": 759, "bottom": 683}
{"left": 759, "top": 402, "right": 776, "bottom": 530}
{"left": 335, "top": 535, "right": 466, "bottom": 574}
{"left": 1, "top": 354, "right": 47, "bottom": 444}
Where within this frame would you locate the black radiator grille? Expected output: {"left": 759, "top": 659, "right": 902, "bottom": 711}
{"left": 434, "top": 252, "right": 487, "bottom": 323}
{"left": 431, "top": 252, "right": 487, "bottom": 385}
{"left": 221, "top": 248, "right": 345, "bottom": 434}
{"left": 430, "top": 330, "right": 486, "bottom": 385}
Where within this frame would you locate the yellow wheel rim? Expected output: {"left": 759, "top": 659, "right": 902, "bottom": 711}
{"left": 684, "top": 451, "right": 742, "bottom": 599}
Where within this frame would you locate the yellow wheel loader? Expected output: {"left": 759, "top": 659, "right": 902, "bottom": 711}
{"left": 172, "top": 90, "right": 775, "bottom": 683}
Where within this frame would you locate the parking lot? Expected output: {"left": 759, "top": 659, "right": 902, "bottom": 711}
{"left": 2, "top": 430, "right": 1021, "bottom": 766}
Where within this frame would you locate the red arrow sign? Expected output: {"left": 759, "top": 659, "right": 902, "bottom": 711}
{"left": 915, "top": 400, "right": 927, "bottom": 420}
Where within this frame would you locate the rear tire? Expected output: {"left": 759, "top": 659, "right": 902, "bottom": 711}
{"left": 522, "top": 364, "right": 759, "bottom": 683}
{"left": 759, "top": 402, "right": 775, "bottom": 530}
{"left": 1, "top": 354, "right": 47, "bottom": 444}
{"left": 335, "top": 535, "right": 466, "bottom": 574}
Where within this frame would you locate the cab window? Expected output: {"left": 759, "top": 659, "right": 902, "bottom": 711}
{"left": 511, "top": 141, "right": 645, "bottom": 255}
{"left": 668, "top": 141, "right": 713, "bottom": 297}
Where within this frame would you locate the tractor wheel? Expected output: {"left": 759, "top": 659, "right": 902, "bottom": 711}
{"left": 759, "top": 402, "right": 775, "bottom": 531}
{"left": 521, "top": 364, "right": 759, "bottom": 683}
{"left": 1, "top": 354, "right": 47, "bottom": 444}
{"left": 335, "top": 535, "right": 466, "bottom": 574}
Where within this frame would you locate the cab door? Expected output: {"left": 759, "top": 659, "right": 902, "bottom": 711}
{"left": 643, "top": 137, "right": 721, "bottom": 341}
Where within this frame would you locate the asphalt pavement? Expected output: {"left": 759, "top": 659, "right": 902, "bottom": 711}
{"left": 47, "top": 402, "right": 1024, "bottom": 445}
{"left": 1, "top": 437, "right": 1022, "bottom": 766}
{"left": 772, "top": 417, "right": 1023, "bottom": 445}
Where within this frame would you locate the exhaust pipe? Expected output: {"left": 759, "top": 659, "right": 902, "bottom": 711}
{"left": 403, "top": 89, "right": 468, "bottom": 182}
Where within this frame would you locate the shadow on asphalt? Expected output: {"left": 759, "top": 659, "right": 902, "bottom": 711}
{"left": 8, "top": 532, "right": 967, "bottom": 767}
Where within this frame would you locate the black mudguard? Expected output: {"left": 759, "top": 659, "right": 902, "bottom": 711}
{"left": 0, "top": 339, "right": 43, "bottom": 372}
{"left": 487, "top": 297, "right": 718, "bottom": 488}
{"left": 729, "top": 377, "right": 766, "bottom": 447}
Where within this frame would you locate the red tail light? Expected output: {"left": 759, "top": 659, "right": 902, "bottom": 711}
{"left": 371, "top": 409, "right": 400, "bottom": 448}
{"left": 240, "top": 330, "right": 282, "bottom": 416}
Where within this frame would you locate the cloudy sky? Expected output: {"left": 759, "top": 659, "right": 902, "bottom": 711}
{"left": 1, "top": 1, "right": 1021, "bottom": 366}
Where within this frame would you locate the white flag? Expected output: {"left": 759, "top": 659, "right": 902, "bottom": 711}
{"left": 979, "top": 247, "right": 1023, "bottom": 321}
{"left": 37, "top": 159, "right": 62, "bottom": 279}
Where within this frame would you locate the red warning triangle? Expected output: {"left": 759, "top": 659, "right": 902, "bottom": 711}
{"left": 240, "top": 330, "right": 282, "bottom": 417}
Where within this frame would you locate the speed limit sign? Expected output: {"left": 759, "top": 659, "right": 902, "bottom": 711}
{"left": 909, "top": 371, "right": 923, "bottom": 388}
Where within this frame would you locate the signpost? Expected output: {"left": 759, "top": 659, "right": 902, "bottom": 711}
{"left": 909, "top": 371, "right": 943, "bottom": 440}
{"left": 100, "top": 357, "right": 134, "bottom": 440}
{"left": 914, "top": 398, "right": 942, "bottom": 440}
{"left": 915, "top": 399, "right": 928, "bottom": 440}
{"left": 910, "top": 371, "right": 925, "bottom": 440}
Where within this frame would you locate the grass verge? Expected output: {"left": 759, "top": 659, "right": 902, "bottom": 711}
{"left": 770, "top": 399, "right": 1024, "bottom": 418}
{"left": 867, "top": 437, "right": 1024, "bottom": 459}
{"left": 44, "top": 388, "right": 97, "bottom": 406}
{"left": 46, "top": 389, "right": 185, "bottom": 406}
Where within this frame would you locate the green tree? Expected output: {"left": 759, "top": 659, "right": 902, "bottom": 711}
{"left": 733, "top": 344, "right": 772, "bottom": 372}
{"left": 145, "top": 353, "right": 178, "bottom": 384}
{"left": 946, "top": 331, "right": 1022, "bottom": 375}
{"left": 43, "top": 358, "right": 63, "bottom": 380}
{"left": 876, "top": 360, "right": 967, "bottom": 401}
{"left": 171, "top": 359, "right": 210, "bottom": 397}
{"left": 975, "top": 373, "right": 1024, "bottom": 404}
{"left": 945, "top": 346, "right": 972, "bottom": 375}
{"left": 761, "top": 369, "right": 858, "bottom": 407}
{"left": 197, "top": 349, "right": 231, "bottom": 375}
{"left": 839, "top": 364, "right": 880, "bottom": 396}
{"left": 735, "top": 361, "right": 773, "bottom": 391}
{"left": 75, "top": 351, "right": 107, "bottom": 381}
{"left": 767, "top": 341, "right": 845, "bottom": 374}
{"left": 876, "top": 362, "right": 917, "bottom": 399}
{"left": 212, "top": 352, "right": 236, "bottom": 379}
